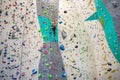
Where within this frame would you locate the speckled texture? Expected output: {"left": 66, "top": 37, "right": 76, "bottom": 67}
{"left": 0, "top": 0, "right": 120, "bottom": 80}
{"left": 102, "top": 0, "right": 120, "bottom": 42}
{"left": 38, "top": 42, "right": 67, "bottom": 80}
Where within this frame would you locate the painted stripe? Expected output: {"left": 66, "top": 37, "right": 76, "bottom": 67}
{"left": 86, "top": 0, "right": 120, "bottom": 63}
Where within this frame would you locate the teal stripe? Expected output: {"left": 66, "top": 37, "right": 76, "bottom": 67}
{"left": 86, "top": 0, "right": 120, "bottom": 63}
{"left": 38, "top": 16, "right": 58, "bottom": 43}
{"left": 96, "top": 0, "right": 120, "bottom": 63}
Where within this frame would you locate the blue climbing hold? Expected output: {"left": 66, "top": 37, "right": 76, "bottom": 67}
{"left": 62, "top": 72, "right": 66, "bottom": 77}
{"left": 60, "top": 44, "right": 65, "bottom": 51}
{"left": 32, "top": 69, "right": 37, "bottom": 74}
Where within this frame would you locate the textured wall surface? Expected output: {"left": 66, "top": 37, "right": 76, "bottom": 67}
{"left": 0, "top": 0, "right": 120, "bottom": 80}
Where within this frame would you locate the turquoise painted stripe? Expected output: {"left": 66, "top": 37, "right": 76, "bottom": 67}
{"left": 86, "top": 0, "right": 120, "bottom": 63}
{"left": 38, "top": 16, "right": 58, "bottom": 43}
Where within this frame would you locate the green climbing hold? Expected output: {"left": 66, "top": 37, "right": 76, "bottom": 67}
{"left": 38, "top": 30, "right": 41, "bottom": 32}
{"left": 46, "top": 7, "right": 50, "bottom": 10}
{"left": 77, "top": 68, "right": 80, "bottom": 72}
{"left": 48, "top": 74, "right": 53, "bottom": 79}
{"left": 42, "top": 35, "right": 46, "bottom": 39}
{"left": 45, "top": 63, "right": 50, "bottom": 67}
{"left": 41, "top": 54, "right": 46, "bottom": 58}
{"left": 13, "top": 22, "right": 16, "bottom": 24}
{"left": 43, "top": 42, "right": 46, "bottom": 44}
{"left": 50, "top": 48, "right": 53, "bottom": 52}
{"left": 45, "top": 27, "right": 48, "bottom": 30}
{"left": 44, "top": 59, "right": 48, "bottom": 63}
{"left": 43, "top": 11, "right": 47, "bottom": 15}
{"left": 50, "top": 13, "right": 53, "bottom": 17}
{"left": 83, "top": 30, "right": 85, "bottom": 32}
{"left": 38, "top": 73, "right": 42, "bottom": 78}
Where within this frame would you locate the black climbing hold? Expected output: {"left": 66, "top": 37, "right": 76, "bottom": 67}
{"left": 107, "top": 68, "right": 112, "bottom": 72}
{"left": 0, "top": 9, "right": 2, "bottom": 14}
{"left": 64, "top": 11, "right": 67, "bottom": 13}
{"left": 107, "top": 62, "right": 112, "bottom": 66}
{"left": 75, "top": 45, "right": 78, "bottom": 48}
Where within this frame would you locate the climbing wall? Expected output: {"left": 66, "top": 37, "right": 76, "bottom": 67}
{"left": 0, "top": 0, "right": 120, "bottom": 80}
{"left": 83, "top": 0, "right": 120, "bottom": 80}
{"left": 0, "top": 0, "right": 27, "bottom": 80}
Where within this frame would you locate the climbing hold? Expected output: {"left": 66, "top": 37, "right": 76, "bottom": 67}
{"left": 44, "top": 59, "right": 48, "bottom": 63}
{"left": 32, "top": 69, "right": 37, "bottom": 74}
{"left": 43, "top": 44, "right": 47, "bottom": 48}
{"left": 38, "top": 30, "right": 41, "bottom": 32}
{"left": 60, "top": 44, "right": 65, "bottom": 51}
{"left": 45, "top": 27, "right": 48, "bottom": 30}
{"left": 5, "top": 11, "right": 8, "bottom": 16}
{"left": 83, "top": 30, "right": 85, "bottom": 32}
{"left": 41, "top": 54, "right": 46, "bottom": 58}
{"left": 77, "top": 68, "right": 80, "bottom": 72}
{"left": 45, "top": 63, "right": 50, "bottom": 67}
{"left": 61, "top": 30, "right": 67, "bottom": 39}
{"left": 44, "top": 50, "right": 48, "bottom": 54}
{"left": 0, "top": 9, "right": 2, "bottom": 15}
{"left": 49, "top": 48, "right": 53, "bottom": 52}
{"left": 48, "top": 74, "right": 53, "bottom": 79}
{"left": 59, "top": 21, "right": 63, "bottom": 24}
{"left": 46, "top": 7, "right": 50, "bottom": 10}
{"left": 62, "top": 72, "right": 66, "bottom": 77}
{"left": 43, "top": 11, "right": 47, "bottom": 15}
{"left": 42, "top": 35, "right": 46, "bottom": 39}
{"left": 38, "top": 73, "right": 42, "bottom": 78}
{"left": 64, "top": 11, "right": 67, "bottom": 13}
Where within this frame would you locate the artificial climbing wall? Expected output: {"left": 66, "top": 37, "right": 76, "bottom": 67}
{"left": 0, "top": 0, "right": 120, "bottom": 80}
